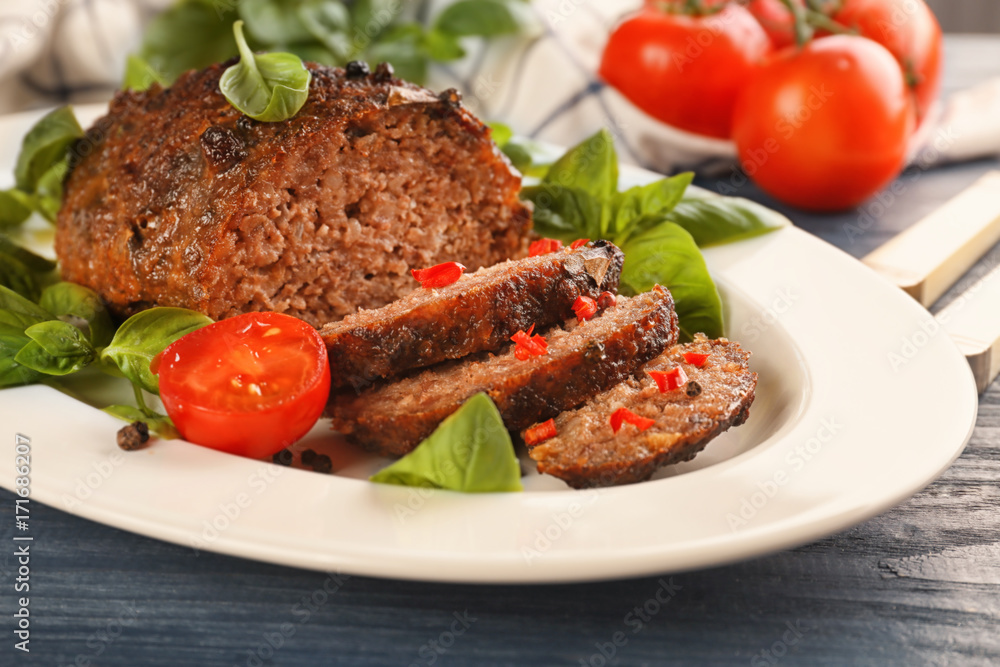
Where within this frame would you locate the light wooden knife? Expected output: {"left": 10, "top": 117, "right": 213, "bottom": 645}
{"left": 863, "top": 170, "right": 1000, "bottom": 393}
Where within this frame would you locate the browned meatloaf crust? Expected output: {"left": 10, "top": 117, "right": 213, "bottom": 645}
{"left": 526, "top": 335, "right": 757, "bottom": 488}
{"left": 321, "top": 240, "right": 623, "bottom": 390}
{"left": 329, "top": 286, "right": 679, "bottom": 457}
{"left": 54, "top": 62, "right": 531, "bottom": 327}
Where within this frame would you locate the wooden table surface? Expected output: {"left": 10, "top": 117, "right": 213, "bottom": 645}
{"left": 3, "top": 36, "right": 1000, "bottom": 667}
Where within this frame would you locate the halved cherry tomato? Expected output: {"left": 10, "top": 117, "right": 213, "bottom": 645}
{"left": 155, "top": 312, "right": 331, "bottom": 459}
{"left": 831, "top": 0, "right": 942, "bottom": 121}
{"left": 732, "top": 35, "right": 914, "bottom": 211}
{"left": 601, "top": 4, "right": 771, "bottom": 139}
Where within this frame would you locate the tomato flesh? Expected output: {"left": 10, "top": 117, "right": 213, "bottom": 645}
{"left": 156, "top": 312, "right": 331, "bottom": 459}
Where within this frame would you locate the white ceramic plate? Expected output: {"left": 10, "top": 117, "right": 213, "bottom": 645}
{"left": 0, "top": 105, "right": 978, "bottom": 583}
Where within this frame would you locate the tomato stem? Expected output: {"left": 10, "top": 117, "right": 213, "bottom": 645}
{"left": 779, "top": 0, "right": 814, "bottom": 48}
{"left": 803, "top": 9, "right": 856, "bottom": 36}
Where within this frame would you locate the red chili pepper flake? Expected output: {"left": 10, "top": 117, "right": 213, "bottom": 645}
{"left": 597, "top": 291, "right": 616, "bottom": 311}
{"left": 683, "top": 352, "right": 710, "bottom": 367}
{"left": 524, "top": 419, "right": 557, "bottom": 446}
{"left": 647, "top": 366, "right": 689, "bottom": 393}
{"left": 572, "top": 295, "right": 598, "bottom": 323}
{"left": 570, "top": 238, "right": 590, "bottom": 250}
{"left": 411, "top": 262, "right": 466, "bottom": 288}
{"left": 528, "top": 238, "right": 563, "bottom": 257}
{"left": 610, "top": 407, "right": 655, "bottom": 434}
{"left": 511, "top": 324, "right": 548, "bottom": 360}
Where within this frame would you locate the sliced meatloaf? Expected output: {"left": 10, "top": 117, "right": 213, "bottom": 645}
{"left": 329, "top": 286, "right": 679, "bottom": 456}
{"left": 55, "top": 61, "right": 531, "bottom": 327}
{"left": 321, "top": 241, "right": 624, "bottom": 390}
{"left": 526, "top": 335, "right": 757, "bottom": 488}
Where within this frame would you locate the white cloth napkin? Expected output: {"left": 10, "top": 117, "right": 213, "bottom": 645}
{"left": 1, "top": 0, "right": 997, "bottom": 174}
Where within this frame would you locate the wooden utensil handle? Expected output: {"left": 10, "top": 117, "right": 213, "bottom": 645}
{"left": 863, "top": 171, "right": 1000, "bottom": 307}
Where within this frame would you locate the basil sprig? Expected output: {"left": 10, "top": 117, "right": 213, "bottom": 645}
{"left": 220, "top": 21, "right": 312, "bottom": 122}
{"left": 100, "top": 307, "right": 212, "bottom": 395}
{"left": 371, "top": 393, "right": 523, "bottom": 493}
{"left": 126, "top": 0, "right": 534, "bottom": 91}
{"left": 522, "top": 129, "right": 788, "bottom": 339}
{"left": 487, "top": 122, "right": 553, "bottom": 178}
{"left": 0, "top": 236, "right": 57, "bottom": 302}
{"left": 0, "top": 106, "right": 83, "bottom": 227}
{"left": 0, "top": 283, "right": 212, "bottom": 437}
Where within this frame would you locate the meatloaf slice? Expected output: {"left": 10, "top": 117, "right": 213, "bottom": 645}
{"left": 329, "top": 286, "right": 679, "bottom": 457}
{"left": 55, "top": 61, "right": 531, "bottom": 327}
{"left": 321, "top": 241, "right": 624, "bottom": 390}
{"left": 526, "top": 335, "right": 757, "bottom": 488}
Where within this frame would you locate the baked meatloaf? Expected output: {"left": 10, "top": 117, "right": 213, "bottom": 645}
{"left": 55, "top": 61, "right": 531, "bottom": 327}
{"left": 321, "top": 240, "right": 624, "bottom": 390}
{"left": 526, "top": 335, "right": 757, "bottom": 488}
{"left": 329, "top": 286, "right": 679, "bottom": 457}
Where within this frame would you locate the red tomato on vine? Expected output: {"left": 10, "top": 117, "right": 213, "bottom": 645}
{"left": 601, "top": 3, "right": 772, "bottom": 139}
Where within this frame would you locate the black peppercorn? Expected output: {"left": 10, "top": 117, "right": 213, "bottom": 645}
{"left": 345, "top": 60, "right": 370, "bottom": 78}
{"left": 686, "top": 381, "right": 702, "bottom": 398}
{"left": 373, "top": 62, "right": 394, "bottom": 81}
{"left": 117, "top": 421, "right": 149, "bottom": 451}
{"left": 312, "top": 454, "right": 333, "bottom": 474}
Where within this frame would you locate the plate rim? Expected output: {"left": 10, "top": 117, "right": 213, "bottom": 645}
{"left": 0, "top": 104, "right": 979, "bottom": 583}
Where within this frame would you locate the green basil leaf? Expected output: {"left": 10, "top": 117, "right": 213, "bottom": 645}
{"left": 123, "top": 54, "right": 168, "bottom": 92}
{"left": 287, "top": 43, "right": 340, "bottom": 65}
{"left": 0, "top": 352, "right": 42, "bottom": 388}
{"left": 139, "top": 1, "right": 239, "bottom": 85}
{"left": 502, "top": 138, "right": 553, "bottom": 178}
{"left": 103, "top": 405, "right": 180, "bottom": 440}
{"left": 0, "top": 287, "right": 45, "bottom": 388}
{"left": 298, "top": 1, "right": 355, "bottom": 61}
{"left": 487, "top": 121, "right": 513, "bottom": 148}
{"left": 666, "top": 194, "right": 790, "bottom": 247}
{"left": 0, "top": 236, "right": 56, "bottom": 274}
{"left": 101, "top": 307, "right": 213, "bottom": 394}
{"left": 33, "top": 159, "right": 68, "bottom": 222}
{"left": 619, "top": 222, "right": 724, "bottom": 340}
{"left": 435, "top": 0, "right": 534, "bottom": 37}
{"left": 543, "top": 128, "right": 619, "bottom": 202}
{"left": 421, "top": 28, "right": 465, "bottom": 62}
{"left": 520, "top": 184, "right": 602, "bottom": 240}
{"left": 0, "top": 253, "right": 40, "bottom": 302}
{"left": 0, "top": 285, "right": 55, "bottom": 325}
{"left": 13, "top": 106, "right": 84, "bottom": 193}
{"left": 371, "top": 393, "right": 523, "bottom": 493}
{"left": 14, "top": 320, "right": 96, "bottom": 376}
{"left": 220, "top": 21, "right": 313, "bottom": 122}
{"left": 351, "top": 0, "right": 397, "bottom": 42}
{"left": 364, "top": 23, "right": 429, "bottom": 84}
{"left": 40, "top": 282, "right": 115, "bottom": 347}
{"left": 610, "top": 173, "right": 694, "bottom": 242}
{"left": 0, "top": 190, "right": 33, "bottom": 229}
{"left": 239, "top": 0, "right": 314, "bottom": 46}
